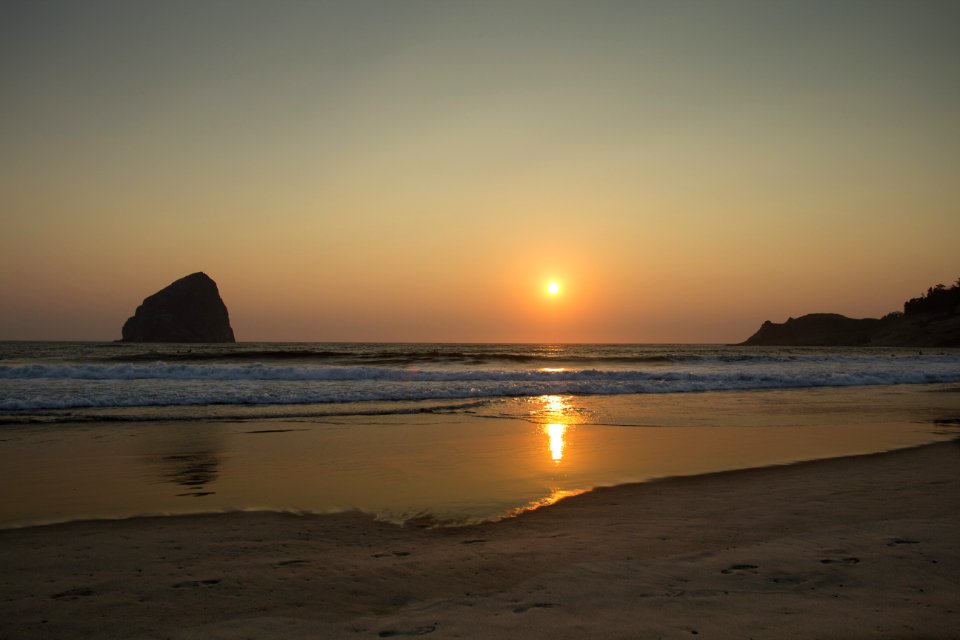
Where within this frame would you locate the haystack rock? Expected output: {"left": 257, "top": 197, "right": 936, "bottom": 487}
{"left": 121, "top": 272, "right": 235, "bottom": 343}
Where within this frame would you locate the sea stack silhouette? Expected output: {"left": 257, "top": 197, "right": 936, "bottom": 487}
{"left": 121, "top": 272, "right": 235, "bottom": 343}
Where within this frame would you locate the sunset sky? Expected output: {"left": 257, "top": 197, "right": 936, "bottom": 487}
{"left": 2, "top": 0, "right": 958, "bottom": 343}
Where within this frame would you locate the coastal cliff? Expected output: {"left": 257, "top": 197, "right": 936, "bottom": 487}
{"left": 121, "top": 272, "right": 235, "bottom": 343}
{"left": 740, "top": 279, "right": 960, "bottom": 347}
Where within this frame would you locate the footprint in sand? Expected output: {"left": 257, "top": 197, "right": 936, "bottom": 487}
{"left": 721, "top": 564, "right": 759, "bottom": 574}
{"left": 377, "top": 623, "right": 437, "bottom": 637}
{"left": 50, "top": 587, "right": 95, "bottom": 600}
{"left": 820, "top": 557, "right": 860, "bottom": 565}
{"left": 513, "top": 603, "right": 560, "bottom": 613}
{"left": 887, "top": 538, "right": 920, "bottom": 546}
{"left": 273, "top": 559, "right": 309, "bottom": 568}
{"left": 172, "top": 579, "right": 221, "bottom": 588}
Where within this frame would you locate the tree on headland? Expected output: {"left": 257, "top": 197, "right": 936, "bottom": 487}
{"left": 903, "top": 278, "right": 960, "bottom": 316}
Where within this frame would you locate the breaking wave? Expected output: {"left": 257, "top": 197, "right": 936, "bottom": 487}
{"left": 2, "top": 356, "right": 959, "bottom": 411}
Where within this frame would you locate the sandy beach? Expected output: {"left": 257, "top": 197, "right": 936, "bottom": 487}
{"left": 2, "top": 438, "right": 958, "bottom": 639}
{"left": 4, "top": 0, "right": 960, "bottom": 636}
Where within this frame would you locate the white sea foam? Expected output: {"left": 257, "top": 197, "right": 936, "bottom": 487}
{"left": 1, "top": 354, "right": 958, "bottom": 382}
{"left": 1, "top": 354, "right": 959, "bottom": 411}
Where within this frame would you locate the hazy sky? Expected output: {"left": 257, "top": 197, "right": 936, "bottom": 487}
{"left": 2, "top": 0, "right": 958, "bottom": 342}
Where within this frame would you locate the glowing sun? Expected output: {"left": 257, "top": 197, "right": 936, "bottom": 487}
{"left": 547, "top": 281, "right": 560, "bottom": 295}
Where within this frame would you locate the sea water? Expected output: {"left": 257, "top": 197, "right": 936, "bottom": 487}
{"left": 3, "top": 342, "right": 960, "bottom": 416}
{"left": 1, "top": 342, "right": 959, "bottom": 526}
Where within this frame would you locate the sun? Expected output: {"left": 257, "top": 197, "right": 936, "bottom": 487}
{"left": 547, "top": 281, "right": 560, "bottom": 295}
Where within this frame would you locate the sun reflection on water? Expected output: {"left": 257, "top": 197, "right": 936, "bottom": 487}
{"left": 503, "top": 395, "right": 590, "bottom": 518}
{"left": 538, "top": 394, "right": 571, "bottom": 418}
{"left": 509, "top": 487, "right": 586, "bottom": 517}
{"left": 545, "top": 423, "right": 566, "bottom": 462}
{"left": 533, "top": 395, "right": 580, "bottom": 465}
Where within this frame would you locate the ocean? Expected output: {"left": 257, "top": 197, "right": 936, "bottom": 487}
{"left": 2, "top": 342, "right": 959, "bottom": 527}
{"left": 3, "top": 342, "right": 960, "bottom": 419}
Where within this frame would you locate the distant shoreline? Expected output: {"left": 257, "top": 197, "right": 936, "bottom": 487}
{"left": 740, "top": 279, "right": 960, "bottom": 347}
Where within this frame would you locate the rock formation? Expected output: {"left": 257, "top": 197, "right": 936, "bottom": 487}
{"left": 740, "top": 279, "right": 960, "bottom": 347}
{"left": 121, "top": 273, "right": 235, "bottom": 343}
{"left": 740, "top": 314, "right": 887, "bottom": 346}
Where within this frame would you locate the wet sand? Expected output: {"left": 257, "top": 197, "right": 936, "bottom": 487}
{"left": 4, "top": 386, "right": 959, "bottom": 528}
{"left": 2, "top": 439, "right": 958, "bottom": 639}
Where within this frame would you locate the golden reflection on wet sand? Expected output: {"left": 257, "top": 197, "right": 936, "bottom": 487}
{"left": 514, "top": 394, "right": 580, "bottom": 511}
{"left": 534, "top": 394, "right": 580, "bottom": 465}
{"left": 537, "top": 394, "right": 570, "bottom": 417}
{"left": 508, "top": 487, "right": 586, "bottom": 517}
{"left": 545, "top": 424, "right": 566, "bottom": 462}
{"left": 3, "top": 387, "right": 958, "bottom": 528}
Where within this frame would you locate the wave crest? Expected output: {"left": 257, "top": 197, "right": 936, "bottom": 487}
{"left": 2, "top": 356, "right": 959, "bottom": 411}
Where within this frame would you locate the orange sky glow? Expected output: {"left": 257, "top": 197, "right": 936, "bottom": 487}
{"left": 1, "top": 1, "right": 958, "bottom": 343}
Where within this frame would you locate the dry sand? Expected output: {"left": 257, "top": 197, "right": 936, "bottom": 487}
{"left": 1, "top": 439, "right": 958, "bottom": 639}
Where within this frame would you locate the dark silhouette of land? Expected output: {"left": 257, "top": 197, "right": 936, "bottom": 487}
{"left": 120, "top": 272, "right": 235, "bottom": 343}
{"left": 741, "top": 279, "right": 960, "bottom": 347}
